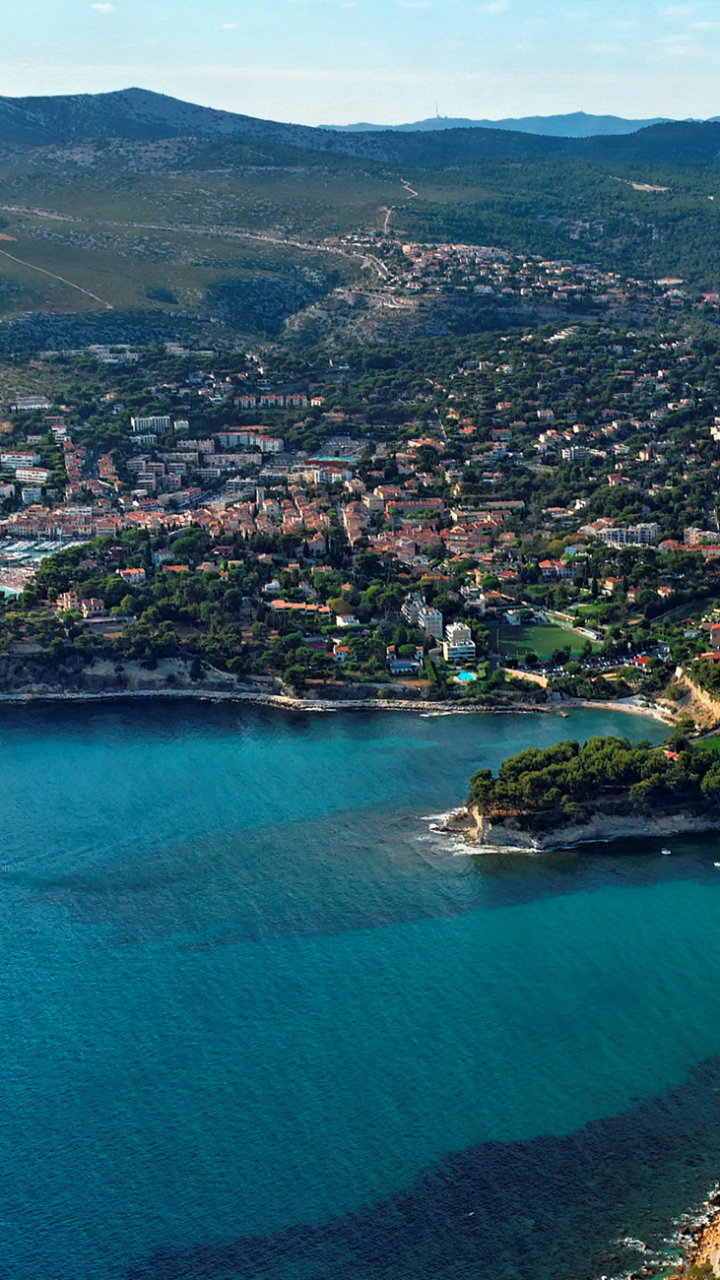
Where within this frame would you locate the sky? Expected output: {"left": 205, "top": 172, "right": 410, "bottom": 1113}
{"left": 2, "top": 0, "right": 720, "bottom": 125}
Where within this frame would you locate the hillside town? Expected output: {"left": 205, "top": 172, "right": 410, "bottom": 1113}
{"left": 2, "top": 287, "right": 720, "bottom": 710}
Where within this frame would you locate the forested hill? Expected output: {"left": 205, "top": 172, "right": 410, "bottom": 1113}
{"left": 468, "top": 738, "right": 720, "bottom": 834}
{"left": 1, "top": 88, "right": 720, "bottom": 167}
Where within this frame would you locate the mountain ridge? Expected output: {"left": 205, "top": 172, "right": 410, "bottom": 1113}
{"left": 0, "top": 89, "right": 720, "bottom": 167}
{"left": 321, "top": 110, "right": 675, "bottom": 138}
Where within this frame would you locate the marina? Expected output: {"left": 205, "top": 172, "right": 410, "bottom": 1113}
{"left": 0, "top": 538, "right": 81, "bottom": 594}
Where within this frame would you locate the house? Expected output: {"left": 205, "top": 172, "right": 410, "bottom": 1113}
{"left": 306, "top": 532, "right": 327, "bottom": 557}
{"left": 56, "top": 590, "right": 80, "bottom": 612}
{"left": 538, "top": 559, "right": 572, "bottom": 580}
{"left": 386, "top": 644, "right": 424, "bottom": 675}
{"left": 80, "top": 597, "right": 106, "bottom": 618}
{"left": 118, "top": 567, "right": 147, "bottom": 585}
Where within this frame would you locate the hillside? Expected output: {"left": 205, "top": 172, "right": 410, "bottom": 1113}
{"left": 0, "top": 90, "right": 720, "bottom": 343}
{"left": 1, "top": 89, "right": 720, "bottom": 166}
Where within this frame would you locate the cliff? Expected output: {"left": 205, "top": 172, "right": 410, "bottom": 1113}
{"left": 439, "top": 802, "right": 720, "bottom": 853}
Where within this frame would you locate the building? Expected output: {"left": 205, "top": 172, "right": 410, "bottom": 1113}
{"left": 10, "top": 396, "right": 51, "bottom": 411}
{"left": 21, "top": 487, "right": 43, "bottom": 505}
{"left": 1, "top": 452, "right": 41, "bottom": 468}
{"left": 443, "top": 621, "right": 476, "bottom": 665}
{"left": 417, "top": 604, "right": 444, "bottom": 640}
{"left": 56, "top": 590, "right": 80, "bottom": 612}
{"left": 216, "top": 431, "right": 284, "bottom": 454}
{"left": 386, "top": 644, "right": 424, "bottom": 675}
{"left": 80, "top": 598, "right": 106, "bottom": 618}
{"left": 401, "top": 593, "right": 423, "bottom": 624}
{"left": 593, "top": 522, "right": 661, "bottom": 547}
{"left": 131, "top": 416, "right": 171, "bottom": 434}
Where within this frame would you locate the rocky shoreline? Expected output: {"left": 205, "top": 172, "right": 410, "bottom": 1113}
{"left": 437, "top": 803, "right": 719, "bottom": 853}
{"left": 676, "top": 1190, "right": 720, "bottom": 1275}
{"left": 0, "top": 685, "right": 561, "bottom": 716}
{"left": 0, "top": 677, "right": 674, "bottom": 723}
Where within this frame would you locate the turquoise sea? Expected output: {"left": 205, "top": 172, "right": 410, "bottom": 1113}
{"left": 2, "top": 701, "right": 720, "bottom": 1280}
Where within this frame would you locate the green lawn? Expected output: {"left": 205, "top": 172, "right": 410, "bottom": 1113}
{"left": 487, "top": 623, "right": 596, "bottom": 659}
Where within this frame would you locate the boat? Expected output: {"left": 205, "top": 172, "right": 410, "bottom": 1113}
{"left": 714, "top": 862, "right": 720, "bottom": 869}
{"left": 661, "top": 847, "right": 672, "bottom": 856}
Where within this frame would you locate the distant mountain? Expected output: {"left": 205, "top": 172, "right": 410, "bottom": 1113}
{"left": 0, "top": 87, "right": 323, "bottom": 148}
{"left": 0, "top": 89, "right": 719, "bottom": 169}
{"left": 323, "top": 111, "right": 674, "bottom": 138}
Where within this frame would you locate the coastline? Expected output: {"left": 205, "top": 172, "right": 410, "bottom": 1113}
{"left": 434, "top": 804, "right": 719, "bottom": 854}
{"left": 0, "top": 684, "right": 675, "bottom": 722}
{"left": 0, "top": 687, "right": 555, "bottom": 714}
{"left": 679, "top": 1192, "right": 720, "bottom": 1275}
{"left": 659, "top": 1189, "right": 720, "bottom": 1278}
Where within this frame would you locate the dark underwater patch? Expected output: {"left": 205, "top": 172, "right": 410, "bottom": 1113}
{"left": 126, "top": 1054, "right": 720, "bottom": 1280}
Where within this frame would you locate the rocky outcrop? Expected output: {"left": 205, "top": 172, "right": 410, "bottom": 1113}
{"left": 439, "top": 803, "right": 720, "bottom": 853}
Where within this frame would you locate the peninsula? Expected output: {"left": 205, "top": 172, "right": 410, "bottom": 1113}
{"left": 442, "top": 735, "right": 720, "bottom": 851}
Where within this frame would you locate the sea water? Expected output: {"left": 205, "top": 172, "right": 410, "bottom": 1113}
{"left": 0, "top": 702, "right": 718, "bottom": 1280}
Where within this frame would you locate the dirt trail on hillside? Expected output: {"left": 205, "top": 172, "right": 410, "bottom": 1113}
{"left": 0, "top": 247, "right": 114, "bottom": 309}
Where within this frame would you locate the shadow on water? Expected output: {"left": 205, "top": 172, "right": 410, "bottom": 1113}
{"left": 125, "top": 1053, "right": 720, "bottom": 1280}
{"left": 21, "top": 806, "right": 720, "bottom": 949}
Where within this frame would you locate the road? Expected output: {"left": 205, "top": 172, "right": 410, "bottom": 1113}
{"left": 0, "top": 204, "right": 394, "bottom": 284}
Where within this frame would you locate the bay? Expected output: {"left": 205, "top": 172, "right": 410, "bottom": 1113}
{"left": 0, "top": 701, "right": 718, "bottom": 1280}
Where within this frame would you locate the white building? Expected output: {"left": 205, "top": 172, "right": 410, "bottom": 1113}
{"left": 402, "top": 593, "right": 443, "bottom": 640}
{"left": 443, "top": 621, "right": 476, "bottom": 665}
{"left": 595, "top": 522, "right": 660, "bottom": 547}
{"left": 131, "top": 415, "right": 172, "bottom": 434}
{"left": 1, "top": 452, "right": 41, "bottom": 468}
{"left": 216, "top": 432, "right": 284, "bottom": 453}
{"left": 417, "top": 605, "right": 444, "bottom": 640}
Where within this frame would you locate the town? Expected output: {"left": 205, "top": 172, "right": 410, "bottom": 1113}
{"left": 1, "top": 259, "right": 720, "bottom": 718}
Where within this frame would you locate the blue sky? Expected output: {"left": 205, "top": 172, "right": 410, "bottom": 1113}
{"left": 2, "top": 0, "right": 720, "bottom": 124}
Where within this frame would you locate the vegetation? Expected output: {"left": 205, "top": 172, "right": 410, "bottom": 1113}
{"left": 3, "top": 98, "right": 720, "bottom": 338}
{"left": 467, "top": 735, "right": 720, "bottom": 831}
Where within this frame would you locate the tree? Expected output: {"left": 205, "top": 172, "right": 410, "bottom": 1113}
{"left": 284, "top": 664, "right": 306, "bottom": 694}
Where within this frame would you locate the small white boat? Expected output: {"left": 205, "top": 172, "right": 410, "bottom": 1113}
{"left": 714, "top": 862, "right": 720, "bottom": 869}
{"left": 661, "top": 847, "right": 672, "bottom": 856}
